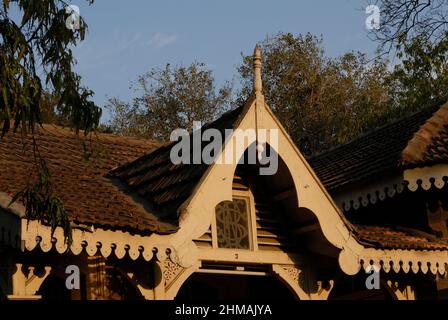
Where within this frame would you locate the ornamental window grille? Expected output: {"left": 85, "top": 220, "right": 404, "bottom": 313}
{"left": 215, "top": 198, "right": 251, "bottom": 249}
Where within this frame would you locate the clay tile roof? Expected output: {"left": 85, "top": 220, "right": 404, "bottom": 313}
{"left": 110, "top": 104, "right": 248, "bottom": 221}
{"left": 402, "top": 101, "right": 448, "bottom": 168}
{"left": 308, "top": 100, "right": 445, "bottom": 192}
{"left": 0, "top": 123, "right": 175, "bottom": 234}
{"left": 355, "top": 224, "right": 448, "bottom": 250}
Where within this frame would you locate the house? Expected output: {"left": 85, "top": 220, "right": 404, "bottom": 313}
{"left": 0, "top": 46, "right": 447, "bottom": 300}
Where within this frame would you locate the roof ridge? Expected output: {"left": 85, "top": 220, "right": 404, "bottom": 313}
{"left": 1, "top": 120, "right": 160, "bottom": 147}
{"left": 40, "top": 123, "right": 160, "bottom": 146}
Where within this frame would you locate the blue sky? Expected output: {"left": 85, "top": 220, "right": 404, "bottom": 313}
{"left": 71, "top": 0, "right": 378, "bottom": 122}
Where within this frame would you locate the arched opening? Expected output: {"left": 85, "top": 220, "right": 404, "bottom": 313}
{"left": 189, "top": 142, "right": 345, "bottom": 300}
{"left": 37, "top": 274, "right": 73, "bottom": 300}
{"left": 221, "top": 143, "right": 305, "bottom": 254}
{"left": 86, "top": 255, "right": 143, "bottom": 300}
{"left": 328, "top": 273, "right": 395, "bottom": 300}
{"left": 227, "top": 143, "right": 341, "bottom": 259}
{"left": 35, "top": 256, "right": 143, "bottom": 300}
{"left": 175, "top": 273, "right": 296, "bottom": 300}
{"left": 195, "top": 143, "right": 308, "bottom": 253}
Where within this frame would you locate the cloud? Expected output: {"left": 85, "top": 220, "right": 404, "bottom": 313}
{"left": 150, "top": 33, "right": 178, "bottom": 49}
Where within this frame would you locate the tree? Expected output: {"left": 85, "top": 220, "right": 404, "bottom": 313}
{"left": 237, "top": 33, "right": 395, "bottom": 156}
{"left": 0, "top": 0, "right": 101, "bottom": 135}
{"left": 0, "top": 0, "right": 101, "bottom": 245}
{"left": 368, "top": 1, "right": 448, "bottom": 116}
{"left": 107, "top": 62, "right": 232, "bottom": 141}
{"left": 369, "top": 0, "right": 448, "bottom": 51}
{"left": 389, "top": 35, "right": 448, "bottom": 111}
{"left": 39, "top": 90, "right": 73, "bottom": 126}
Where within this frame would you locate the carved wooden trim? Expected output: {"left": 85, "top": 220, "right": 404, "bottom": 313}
{"left": 338, "top": 234, "right": 448, "bottom": 276}
{"left": 358, "top": 251, "right": 448, "bottom": 275}
{"left": 282, "top": 265, "right": 300, "bottom": 283}
{"left": 335, "top": 178, "right": 405, "bottom": 211}
{"left": 164, "top": 262, "right": 199, "bottom": 300}
{"left": 0, "top": 192, "right": 177, "bottom": 264}
{"left": 386, "top": 280, "right": 416, "bottom": 300}
{"left": 313, "top": 280, "right": 335, "bottom": 300}
{"left": 272, "top": 264, "right": 334, "bottom": 300}
{"left": 271, "top": 264, "right": 310, "bottom": 300}
{"left": 21, "top": 219, "right": 175, "bottom": 263}
{"left": 163, "top": 260, "right": 184, "bottom": 290}
{"left": 7, "top": 263, "right": 51, "bottom": 299}
{"left": 405, "top": 164, "right": 448, "bottom": 192}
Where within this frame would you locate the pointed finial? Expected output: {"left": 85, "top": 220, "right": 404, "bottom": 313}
{"left": 253, "top": 44, "right": 262, "bottom": 95}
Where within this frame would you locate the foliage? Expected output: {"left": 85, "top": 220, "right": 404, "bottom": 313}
{"left": 9, "top": 152, "right": 72, "bottom": 246}
{"left": 389, "top": 35, "right": 448, "bottom": 111}
{"left": 237, "top": 33, "right": 395, "bottom": 156}
{"left": 1, "top": 0, "right": 100, "bottom": 245}
{"left": 107, "top": 62, "right": 232, "bottom": 141}
{"left": 0, "top": 0, "right": 101, "bottom": 135}
{"left": 369, "top": 1, "right": 448, "bottom": 110}
{"left": 39, "top": 90, "right": 72, "bottom": 126}
{"left": 369, "top": 0, "right": 448, "bottom": 52}
{"left": 107, "top": 31, "right": 448, "bottom": 159}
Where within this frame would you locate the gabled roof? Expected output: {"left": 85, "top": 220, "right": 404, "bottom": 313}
{"left": 109, "top": 98, "right": 448, "bottom": 227}
{"left": 308, "top": 100, "right": 446, "bottom": 192}
{"left": 109, "top": 104, "right": 248, "bottom": 222}
{"left": 0, "top": 102, "right": 249, "bottom": 236}
{"left": 0, "top": 124, "right": 167, "bottom": 234}
{"left": 2, "top": 97, "right": 448, "bottom": 260}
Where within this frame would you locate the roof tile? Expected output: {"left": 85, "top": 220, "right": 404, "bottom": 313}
{"left": 110, "top": 105, "right": 247, "bottom": 219}
{"left": 355, "top": 225, "right": 448, "bottom": 250}
{"left": 0, "top": 123, "right": 173, "bottom": 234}
{"left": 308, "top": 101, "right": 445, "bottom": 192}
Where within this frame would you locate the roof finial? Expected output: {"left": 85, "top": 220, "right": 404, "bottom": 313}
{"left": 253, "top": 44, "right": 262, "bottom": 96}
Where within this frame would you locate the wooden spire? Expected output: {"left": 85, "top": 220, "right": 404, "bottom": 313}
{"left": 253, "top": 44, "right": 262, "bottom": 96}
